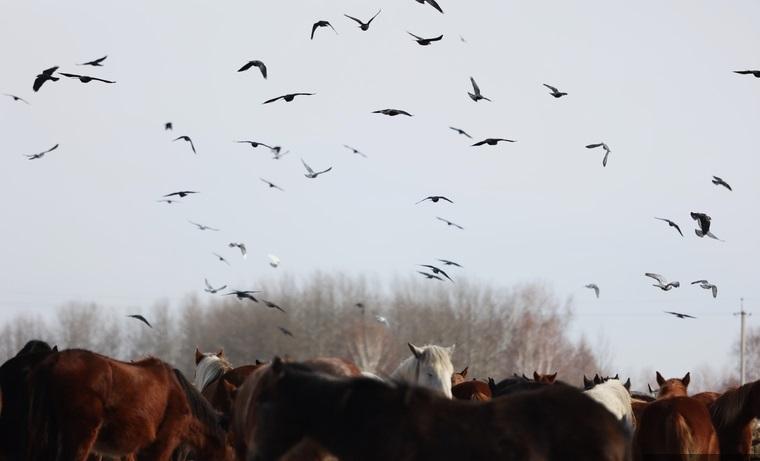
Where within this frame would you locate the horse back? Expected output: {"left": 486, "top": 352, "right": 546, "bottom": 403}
{"left": 635, "top": 396, "right": 719, "bottom": 459}
{"left": 452, "top": 380, "right": 492, "bottom": 400}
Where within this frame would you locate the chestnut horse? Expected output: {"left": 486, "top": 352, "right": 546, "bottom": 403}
{"left": 247, "top": 358, "right": 631, "bottom": 461}
{"left": 709, "top": 380, "right": 760, "bottom": 459}
{"left": 451, "top": 380, "right": 492, "bottom": 401}
{"left": 451, "top": 366, "right": 468, "bottom": 386}
{"left": 193, "top": 347, "right": 263, "bottom": 420}
{"left": 656, "top": 371, "right": 691, "bottom": 398}
{"left": 532, "top": 371, "right": 558, "bottom": 384}
{"left": 26, "top": 349, "right": 233, "bottom": 461}
{"left": 231, "top": 356, "right": 360, "bottom": 461}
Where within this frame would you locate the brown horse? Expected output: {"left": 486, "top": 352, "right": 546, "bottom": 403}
{"left": 247, "top": 358, "right": 631, "bottom": 461}
{"left": 203, "top": 364, "right": 262, "bottom": 419}
{"left": 451, "top": 380, "right": 492, "bottom": 401}
{"left": 26, "top": 349, "right": 233, "bottom": 461}
{"left": 708, "top": 380, "right": 760, "bottom": 459}
{"left": 451, "top": 366, "right": 468, "bottom": 386}
{"left": 656, "top": 371, "right": 691, "bottom": 398}
{"left": 231, "top": 356, "right": 361, "bottom": 461}
{"left": 634, "top": 396, "right": 719, "bottom": 460}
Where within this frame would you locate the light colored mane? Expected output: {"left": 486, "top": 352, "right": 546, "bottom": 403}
{"left": 390, "top": 343, "right": 454, "bottom": 398}
{"left": 584, "top": 379, "right": 634, "bottom": 431}
{"left": 194, "top": 353, "right": 232, "bottom": 391}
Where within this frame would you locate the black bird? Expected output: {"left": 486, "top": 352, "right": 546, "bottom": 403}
{"left": 263, "top": 93, "right": 315, "bottom": 104}
{"left": 416, "top": 196, "right": 453, "bottom": 205}
{"left": 25, "top": 144, "right": 59, "bottom": 160}
{"left": 468, "top": 77, "right": 491, "bottom": 102}
{"left": 344, "top": 10, "right": 381, "bottom": 31}
{"left": 437, "top": 259, "right": 462, "bottom": 268}
{"left": 645, "top": 273, "right": 680, "bottom": 291}
{"left": 419, "top": 264, "right": 453, "bottom": 282}
{"left": 343, "top": 145, "right": 367, "bottom": 158}
{"left": 278, "top": 326, "right": 294, "bottom": 337}
{"left": 664, "top": 311, "right": 696, "bottom": 320}
{"left": 654, "top": 217, "right": 684, "bottom": 237}
{"left": 260, "top": 178, "right": 285, "bottom": 191}
{"left": 311, "top": 21, "right": 338, "bottom": 40}
{"left": 189, "top": 221, "right": 219, "bottom": 231}
{"left": 238, "top": 60, "right": 267, "bottom": 79}
{"left": 204, "top": 278, "right": 227, "bottom": 294}
{"left": 173, "top": 136, "right": 196, "bottom": 154}
{"left": 213, "top": 252, "right": 230, "bottom": 265}
{"left": 262, "top": 300, "right": 287, "bottom": 313}
{"left": 58, "top": 72, "right": 116, "bottom": 84}
{"left": 164, "top": 122, "right": 173, "bottom": 131}
{"left": 472, "top": 138, "right": 516, "bottom": 146}
{"left": 690, "top": 212, "right": 721, "bottom": 240}
{"left": 164, "top": 191, "right": 198, "bottom": 198}
{"left": 127, "top": 314, "right": 152, "bottom": 327}
{"left": 414, "top": 0, "right": 444, "bottom": 14}
{"left": 3, "top": 93, "right": 30, "bottom": 104}
{"left": 436, "top": 217, "right": 463, "bottom": 229}
{"left": 78, "top": 55, "right": 107, "bottom": 67}
{"left": 712, "top": 176, "right": 732, "bottom": 191}
{"left": 543, "top": 84, "right": 567, "bottom": 98}
{"left": 33, "top": 66, "right": 59, "bottom": 92}
{"left": 734, "top": 70, "right": 760, "bottom": 78}
{"left": 408, "top": 32, "right": 443, "bottom": 46}
{"left": 224, "top": 290, "right": 261, "bottom": 302}
{"left": 156, "top": 199, "right": 181, "bottom": 205}
{"left": 237, "top": 140, "right": 273, "bottom": 150}
{"left": 418, "top": 271, "right": 443, "bottom": 281}
{"left": 228, "top": 242, "right": 247, "bottom": 258}
{"left": 586, "top": 142, "right": 611, "bottom": 167}
{"left": 373, "top": 109, "right": 412, "bottom": 117}
{"left": 449, "top": 127, "right": 472, "bottom": 138}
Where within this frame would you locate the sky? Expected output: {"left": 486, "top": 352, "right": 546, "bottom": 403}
{"left": 1, "top": 0, "right": 759, "bottom": 384}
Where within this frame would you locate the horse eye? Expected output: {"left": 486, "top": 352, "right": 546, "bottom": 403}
{"left": 427, "top": 372, "right": 434, "bottom": 378}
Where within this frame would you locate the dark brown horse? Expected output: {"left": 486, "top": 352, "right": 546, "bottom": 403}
{"left": 656, "top": 371, "right": 691, "bottom": 398}
{"left": 231, "top": 356, "right": 361, "bottom": 461}
{"left": 451, "top": 379, "right": 491, "bottom": 401}
{"left": 708, "top": 380, "right": 760, "bottom": 459}
{"left": 202, "top": 364, "right": 262, "bottom": 419}
{"left": 0, "top": 340, "right": 57, "bottom": 460}
{"left": 26, "top": 349, "right": 233, "bottom": 461}
{"left": 634, "top": 396, "right": 719, "bottom": 460}
{"left": 247, "top": 358, "right": 631, "bottom": 461}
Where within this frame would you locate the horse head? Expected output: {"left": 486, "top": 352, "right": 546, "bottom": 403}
{"left": 533, "top": 371, "right": 558, "bottom": 384}
{"left": 655, "top": 371, "right": 690, "bottom": 398}
{"left": 399, "top": 343, "right": 455, "bottom": 398}
{"left": 451, "top": 366, "right": 468, "bottom": 386}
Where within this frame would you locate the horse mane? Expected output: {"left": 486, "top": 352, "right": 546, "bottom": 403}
{"left": 710, "top": 382, "right": 757, "bottom": 430}
{"left": 390, "top": 344, "right": 451, "bottom": 380}
{"left": 195, "top": 354, "right": 232, "bottom": 392}
{"left": 172, "top": 368, "right": 227, "bottom": 442}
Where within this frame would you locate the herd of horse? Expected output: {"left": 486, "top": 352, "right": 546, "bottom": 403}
{"left": 1, "top": 340, "right": 759, "bottom": 460}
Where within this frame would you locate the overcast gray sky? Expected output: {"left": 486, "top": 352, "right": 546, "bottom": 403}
{"left": 1, "top": 0, "right": 759, "bottom": 382}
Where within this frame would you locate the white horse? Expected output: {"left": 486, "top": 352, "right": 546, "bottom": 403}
{"left": 390, "top": 343, "right": 455, "bottom": 398}
{"left": 584, "top": 379, "right": 634, "bottom": 431}
{"left": 193, "top": 347, "right": 232, "bottom": 392}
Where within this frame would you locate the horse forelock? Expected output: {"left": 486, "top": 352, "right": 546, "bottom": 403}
{"left": 194, "top": 354, "right": 232, "bottom": 391}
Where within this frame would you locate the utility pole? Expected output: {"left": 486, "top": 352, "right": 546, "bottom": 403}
{"left": 734, "top": 298, "right": 750, "bottom": 385}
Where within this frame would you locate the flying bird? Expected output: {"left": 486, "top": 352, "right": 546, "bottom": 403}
{"left": 3, "top": 93, "right": 29, "bottom": 104}
{"left": 472, "top": 138, "right": 516, "bottom": 146}
{"left": 238, "top": 60, "right": 267, "bottom": 79}
{"left": 343, "top": 145, "right": 367, "bottom": 158}
{"left": 33, "top": 66, "right": 59, "bottom": 92}
{"left": 58, "top": 73, "right": 116, "bottom": 84}
{"left": 375, "top": 315, "right": 390, "bottom": 327}
{"left": 204, "top": 278, "right": 227, "bottom": 294}
{"left": 586, "top": 142, "right": 611, "bottom": 167}
{"left": 164, "top": 191, "right": 198, "bottom": 198}
{"left": 268, "top": 254, "right": 281, "bottom": 268}
{"left": 468, "top": 77, "right": 491, "bottom": 102}
{"left": 260, "top": 178, "right": 284, "bottom": 191}
{"left": 654, "top": 217, "right": 684, "bottom": 237}
{"left": 712, "top": 176, "right": 732, "bottom": 191}
{"left": 311, "top": 20, "right": 338, "bottom": 40}
{"left": 645, "top": 273, "right": 680, "bottom": 291}
{"left": 585, "top": 284, "right": 600, "bottom": 298}
{"left": 237, "top": 140, "right": 273, "bottom": 150}
{"left": 419, "top": 265, "right": 453, "bottom": 282}
{"left": 164, "top": 122, "right": 173, "bottom": 131}
{"left": 691, "top": 280, "right": 718, "bottom": 298}
{"left": 690, "top": 212, "right": 721, "bottom": 240}
{"left": 408, "top": 32, "right": 443, "bottom": 46}
{"left": 344, "top": 10, "right": 381, "bottom": 31}
{"left": 224, "top": 290, "right": 261, "bottom": 302}
{"left": 302, "top": 158, "right": 333, "bottom": 178}
{"left": 418, "top": 271, "right": 443, "bottom": 281}
{"left": 414, "top": 0, "right": 444, "bottom": 14}
{"left": 156, "top": 199, "right": 181, "bottom": 205}
{"left": 127, "top": 314, "right": 151, "bottom": 328}
{"left": 437, "top": 259, "right": 462, "bottom": 268}
{"left": 416, "top": 196, "right": 453, "bottom": 205}
{"left": 436, "top": 217, "right": 463, "bottom": 229}
{"left": 278, "top": 326, "right": 294, "bottom": 337}
{"left": 263, "top": 300, "right": 287, "bottom": 313}
{"left": 734, "top": 70, "right": 760, "bottom": 78}
{"left": 228, "top": 242, "right": 247, "bottom": 258}
{"left": 373, "top": 109, "right": 412, "bottom": 117}
{"left": 543, "top": 83, "right": 567, "bottom": 98}
{"left": 664, "top": 311, "right": 696, "bottom": 320}
{"left": 173, "top": 136, "right": 196, "bottom": 154}
{"left": 78, "top": 55, "right": 107, "bottom": 67}
{"left": 271, "top": 147, "right": 289, "bottom": 160}
{"left": 189, "top": 221, "right": 219, "bottom": 231}
{"left": 449, "top": 127, "right": 472, "bottom": 138}
{"left": 213, "top": 253, "right": 230, "bottom": 266}
{"left": 263, "top": 93, "right": 315, "bottom": 104}
{"left": 25, "top": 144, "right": 59, "bottom": 160}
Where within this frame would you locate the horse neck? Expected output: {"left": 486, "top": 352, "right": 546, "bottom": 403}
{"left": 390, "top": 356, "right": 420, "bottom": 383}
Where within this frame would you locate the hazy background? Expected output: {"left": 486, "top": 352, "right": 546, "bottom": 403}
{"left": 1, "top": 0, "right": 758, "bottom": 383}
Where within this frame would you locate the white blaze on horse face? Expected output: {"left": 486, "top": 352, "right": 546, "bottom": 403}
{"left": 391, "top": 343, "right": 455, "bottom": 398}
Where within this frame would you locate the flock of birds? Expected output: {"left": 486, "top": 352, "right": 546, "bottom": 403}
{"left": 5, "top": 0, "right": 756, "bottom": 331}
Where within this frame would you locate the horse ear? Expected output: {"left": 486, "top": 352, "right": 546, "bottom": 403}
{"left": 583, "top": 375, "right": 592, "bottom": 387}
{"left": 408, "top": 343, "right": 424, "bottom": 359}
{"left": 549, "top": 372, "right": 557, "bottom": 383}
{"left": 255, "top": 359, "right": 263, "bottom": 365}
{"left": 648, "top": 383, "right": 655, "bottom": 394}
{"left": 195, "top": 347, "right": 203, "bottom": 364}
{"left": 624, "top": 378, "right": 631, "bottom": 390}
{"left": 522, "top": 373, "right": 529, "bottom": 381}
{"left": 271, "top": 356, "right": 285, "bottom": 375}
{"left": 52, "top": 345, "right": 58, "bottom": 352}
{"left": 613, "top": 373, "right": 619, "bottom": 380}
{"left": 656, "top": 371, "right": 665, "bottom": 386}
{"left": 461, "top": 366, "right": 468, "bottom": 377}
{"left": 594, "top": 374, "right": 602, "bottom": 384}
{"left": 447, "top": 344, "right": 456, "bottom": 356}
{"left": 682, "top": 372, "right": 690, "bottom": 387}
{"left": 216, "top": 348, "right": 224, "bottom": 358}
{"left": 487, "top": 377, "right": 495, "bottom": 389}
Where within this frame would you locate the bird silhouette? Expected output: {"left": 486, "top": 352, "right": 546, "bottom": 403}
{"left": 228, "top": 242, "right": 247, "bottom": 258}
{"left": 373, "top": 109, "right": 412, "bottom": 117}
{"left": 156, "top": 199, "right": 181, "bottom": 205}
{"left": 237, "top": 140, "right": 273, "bottom": 150}
{"left": 268, "top": 254, "right": 281, "bottom": 268}
{"left": 78, "top": 56, "right": 108, "bottom": 67}
{"left": 408, "top": 32, "right": 443, "bottom": 46}
{"left": 645, "top": 273, "right": 680, "bottom": 291}
{"left": 278, "top": 326, "right": 294, "bottom": 337}
{"left": 419, "top": 264, "right": 453, "bottom": 282}
{"left": 58, "top": 72, "right": 116, "bottom": 84}
{"left": 213, "top": 253, "right": 230, "bottom": 266}
{"left": 472, "top": 138, "right": 516, "bottom": 147}
{"left": 585, "top": 284, "right": 600, "bottom": 298}
{"left": 691, "top": 280, "right": 718, "bottom": 298}
{"left": 238, "top": 60, "right": 267, "bottom": 79}
{"left": 3, "top": 93, "right": 30, "bottom": 104}
{"left": 164, "top": 122, "right": 173, "bottom": 131}
{"left": 263, "top": 300, "right": 287, "bottom": 313}
{"left": 224, "top": 290, "right": 261, "bottom": 302}
{"left": 654, "top": 218, "right": 684, "bottom": 237}
{"left": 416, "top": 196, "right": 453, "bottom": 205}
{"left": 414, "top": 0, "right": 444, "bottom": 14}
{"left": 436, "top": 217, "right": 463, "bottom": 229}
{"left": 164, "top": 191, "right": 198, "bottom": 198}
{"left": 418, "top": 271, "right": 443, "bottom": 281}
{"left": 375, "top": 315, "right": 391, "bottom": 327}
{"left": 25, "top": 144, "right": 59, "bottom": 160}
{"left": 712, "top": 176, "right": 732, "bottom": 191}
{"left": 33, "top": 66, "right": 59, "bottom": 92}
{"left": 468, "top": 77, "right": 491, "bottom": 102}
{"left": 173, "top": 136, "right": 196, "bottom": 154}
{"left": 344, "top": 10, "right": 381, "bottom": 31}
{"left": 302, "top": 159, "right": 333, "bottom": 178}
{"left": 543, "top": 84, "right": 567, "bottom": 98}
{"left": 260, "top": 178, "right": 285, "bottom": 191}
{"left": 204, "top": 278, "right": 227, "bottom": 294}
{"left": 127, "top": 314, "right": 152, "bottom": 328}
{"left": 189, "top": 221, "right": 219, "bottom": 231}
{"left": 586, "top": 142, "right": 611, "bottom": 167}
{"left": 311, "top": 21, "right": 338, "bottom": 40}
{"left": 263, "top": 93, "right": 315, "bottom": 104}
{"left": 664, "top": 311, "right": 696, "bottom": 319}
{"left": 734, "top": 70, "right": 760, "bottom": 78}
{"left": 690, "top": 212, "right": 721, "bottom": 240}
{"left": 343, "top": 145, "right": 367, "bottom": 158}
{"left": 437, "top": 259, "right": 462, "bottom": 268}
{"left": 449, "top": 127, "right": 472, "bottom": 138}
